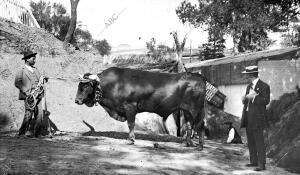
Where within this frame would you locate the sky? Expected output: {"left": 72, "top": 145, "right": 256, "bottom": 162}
{"left": 27, "top": 0, "right": 287, "bottom": 51}
{"left": 29, "top": 0, "right": 218, "bottom": 49}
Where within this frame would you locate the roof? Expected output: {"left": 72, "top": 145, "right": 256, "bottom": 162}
{"left": 186, "top": 47, "right": 300, "bottom": 68}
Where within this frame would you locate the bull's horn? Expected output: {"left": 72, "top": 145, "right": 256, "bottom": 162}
{"left": 76, "top": 74, "right": 90, "bottom": 83}
{"left": 88, "top": 74, "right": 100, "bottom": 82}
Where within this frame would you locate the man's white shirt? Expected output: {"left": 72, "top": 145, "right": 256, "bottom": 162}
{"left": 227, "top": 128, "right": 235, "bottom": 143}
{"left": 25, "top": 64, "right": 34, "bottom": 73}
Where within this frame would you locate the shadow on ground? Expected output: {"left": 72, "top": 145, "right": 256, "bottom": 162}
{"left": 0, "top": 131, "right": 297, "bottom": 175}
{"left": 82, "top": 130, "right": 184, "bottom": 143}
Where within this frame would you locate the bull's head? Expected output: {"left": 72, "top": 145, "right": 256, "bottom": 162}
{"left": 75, "top": 73, "right": 100, "bottom": 107}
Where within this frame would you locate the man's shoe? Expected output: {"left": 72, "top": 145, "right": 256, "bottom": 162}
{"left": 254, "top": 167, "right": 266, "bottom": 171}
{"left": 245, "top": 163, "right": 258, "bottom": 167}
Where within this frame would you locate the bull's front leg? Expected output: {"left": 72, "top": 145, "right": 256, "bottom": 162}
{"left": 124, "top": 104, "right": 137, "bottom": 145}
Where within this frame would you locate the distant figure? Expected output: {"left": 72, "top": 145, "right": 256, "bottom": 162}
{"left": 240, "top": 65, "right": 270, "bottom": 171}
{"left": 223, "top": 121, "right": 243, "bottom": 144}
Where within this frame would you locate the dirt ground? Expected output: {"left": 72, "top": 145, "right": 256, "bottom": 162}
{"left": 0, "top": 131, "right": 297, "bottom": 175}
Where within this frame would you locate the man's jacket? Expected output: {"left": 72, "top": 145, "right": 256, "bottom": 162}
{"left": 14, "top": 66, "right": 41, "bottom": 100}
{"left": 240, "top": 79, "right": 270, "bottom": 129}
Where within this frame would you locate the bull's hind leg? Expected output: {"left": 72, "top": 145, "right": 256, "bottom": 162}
{"left": 124, "top": 104, "right": 137, "bottom": 145}
{"left": 196, "top": 121, "right": 205, "bottom": 151}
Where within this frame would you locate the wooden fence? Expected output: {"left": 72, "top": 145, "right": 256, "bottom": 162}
{"left": 0, "top": 0, "right": 39, "bottom": 28}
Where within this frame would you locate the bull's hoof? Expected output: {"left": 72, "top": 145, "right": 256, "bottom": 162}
{"left": 197, "top": 145, "right": 204, "bottom": 151}
{"left": 186, "top": 141, "right": 195, "bottom": 147}
{"left": 125, "top": 139, "right": 135, "bottom": 145}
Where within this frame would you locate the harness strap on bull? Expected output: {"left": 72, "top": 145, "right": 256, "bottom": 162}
{"left": 94, "top": 81, "right": 103, "bottom": 106}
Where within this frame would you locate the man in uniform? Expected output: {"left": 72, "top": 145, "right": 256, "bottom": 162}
{"left": 15, "top": 50, "right": 48, "bottom": 138}
{"left": 240, "top": 65, "right": 270, "bottom": 171}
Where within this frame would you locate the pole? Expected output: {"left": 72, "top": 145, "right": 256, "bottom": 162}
{"left": 190, "top": 40, "right": 192, "bottom": 63}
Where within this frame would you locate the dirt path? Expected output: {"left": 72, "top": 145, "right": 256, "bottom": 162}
{"left": 0, "top": 131, "right": 297, "bottom": 175}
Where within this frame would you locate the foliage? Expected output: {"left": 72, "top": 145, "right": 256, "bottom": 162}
{"left": 176, "top": 0, "right": 300, "bottom": 53}
{"left": 238, "top": 29, "right": 275, "bottom": 52}
{"left": 30, "top": 1, "right": 52, "bottom": 31}
{"left": 146, "top": 38, "right": 156, "bottom": 52}
{"left": 31, "top": 0, "right": 91, "bottom": 49}
{"left": 201, "top": 39, "right": 225, "bottom": 60}
{"left": 30, "top": 1, "right": 70, "bottom": 40}
{"left": 73, "top": 28, "right": 92, "bottom": 50}
{"left": 94, "top": 39, "right": 111, "bottom": 56}
{"left": 281, "top": 20, "right": 300, "bottom": 47}
{"left": 201, "top": 24, "right": 226, "bottom": 60}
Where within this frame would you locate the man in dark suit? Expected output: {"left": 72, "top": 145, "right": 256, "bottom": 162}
{"left": 240, "top": 65, "right": 270, "bottom": 171}
{"left": 14, "top": 50, "right": 48, "bottom": 137}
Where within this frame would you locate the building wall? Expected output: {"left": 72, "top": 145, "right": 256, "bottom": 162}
{"left": 259, "top": 60, "right": 300, "bottom": 100}
{"left": 217, "top": 84, "right": 247, "bottom": 117}
{"left": 218, "top": 59, "right": 300, "bottom": 118}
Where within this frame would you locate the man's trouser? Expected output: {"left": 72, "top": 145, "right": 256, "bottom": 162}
{"left": 18, "top": 98, "right": 43, "bottom": 137}
{"left": 246, "top": 128, "right": 266, "bottom": 167}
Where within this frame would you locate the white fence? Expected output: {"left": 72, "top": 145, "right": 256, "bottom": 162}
{"left": 0, "top": 0, "right": 40, "bottom": 28}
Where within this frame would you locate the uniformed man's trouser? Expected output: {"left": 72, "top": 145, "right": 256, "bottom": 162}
{"left": 18, "top": 99, "right": 43, "bottom": 137}
{"left": 246, "top": 128, "right": 266, "bottom": 166}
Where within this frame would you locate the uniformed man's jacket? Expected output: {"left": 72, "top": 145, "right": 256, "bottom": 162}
{"left": 240, "top": 79, "right": 270, "bottom": 129}
{"left": 14, "top": 65, "right": 41, "bottom": 100}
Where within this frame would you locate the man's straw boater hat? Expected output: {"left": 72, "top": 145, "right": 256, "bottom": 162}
{"left": 21, "top": 50, "right": 37, "bottom": 60}
{"left": 242, "top": 65, "right": 258, "bottom": 74}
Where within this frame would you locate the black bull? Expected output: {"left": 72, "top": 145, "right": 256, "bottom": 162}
{"left": 75, "top": 67, "right": 207, "bottom": 149}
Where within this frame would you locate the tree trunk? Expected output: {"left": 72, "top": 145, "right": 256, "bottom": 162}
{"left": 64, "top": 0, "right": 79, "bottom": 44}
{"left": 170, "top": 31, "right": 188, "bottom": 136}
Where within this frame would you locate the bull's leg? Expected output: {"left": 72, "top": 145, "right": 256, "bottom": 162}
{"left": 198, "top": 122, "right": 205, "bottom": 150}
{"left": 126, "top": 119, "right": 135, "bottom": 145}
{"left": 195, "top": 121, "right": 205, "bottom": 151}
{"left": 162, "top": 118, "right": 170, "bottom": 135}
{"left": 124, "top": 104, "right": 137, "bottom": 145}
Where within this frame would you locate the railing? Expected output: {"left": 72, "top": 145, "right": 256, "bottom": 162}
{"left": 0, "top": 0, "right": 40, "bottom": 28}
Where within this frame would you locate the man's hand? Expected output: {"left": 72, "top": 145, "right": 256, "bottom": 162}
{"left": 25, "top": 92, "right": 31, "bottom": 97}
{"left": 246, "top": 90, "right": 257, "bottom": 100}
{"left": 42, "top": 75, "right": 49, "bottom": 83}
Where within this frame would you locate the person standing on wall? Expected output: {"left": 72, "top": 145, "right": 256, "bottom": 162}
{"left": 240, "top": 65, "right": 270, "bottom": 171}
{"left": 14, "top": 50, "right": 48, "bottom": 138}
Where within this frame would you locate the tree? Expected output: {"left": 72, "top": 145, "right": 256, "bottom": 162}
{"left": 146, "top": 37, "right": 156, "bottom": 53}
{"left": 51, "top": 3, "right": 70, "bottom": 40}
{"left": 171, "top": 31, "right": 188, "bottom": 73}
{"left": 281, "top": 18, "right": 300, "bottom": 47}
{"left": 176, "top": 0, "right": 300, "bottom": 54}
{"left": 94, "top": 39, "right": 111, "bottom": 56}
{"left": 30, "top": 1, "right": 70, "bottom": 41}
{"left": 202, "top": 39, "right": 225, "bottom": 60}
{"left": 30, "top": 1, "right": 52, "bottom": 32}
{"left": 73, "top": 28, "right": 92, "bottom": 50}
{"left": 64, "top": 0, "right": 80, "bottom": 44}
